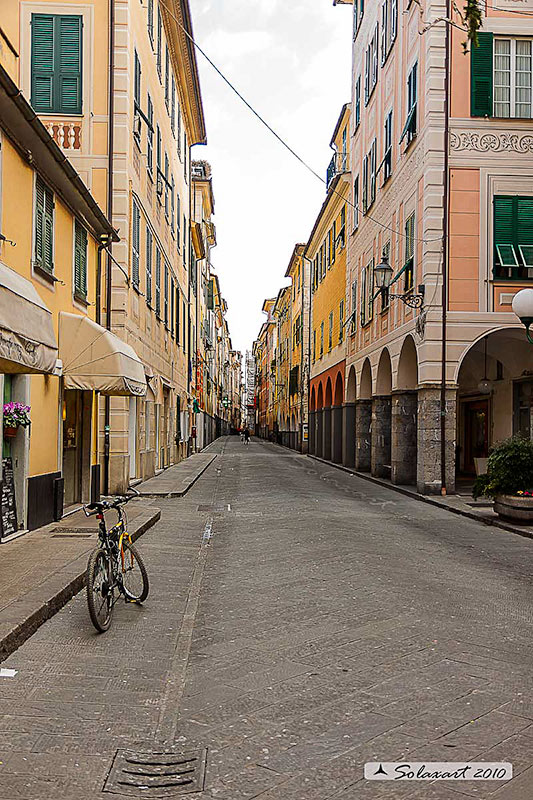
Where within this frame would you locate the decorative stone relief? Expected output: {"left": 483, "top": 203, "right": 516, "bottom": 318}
{"left": 450, "top": 131, "right": 533, "bottom": 153}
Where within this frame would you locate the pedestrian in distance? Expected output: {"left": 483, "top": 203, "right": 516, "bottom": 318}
{"left": 244, "top": 427, "right": 251, "bottom": 445}
{"left": 240, "top": 428, "right": 245, "bottom": 443}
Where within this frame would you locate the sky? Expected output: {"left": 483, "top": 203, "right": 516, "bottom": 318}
{"left": 190, "top": 0, "right": 353, "bottom": 356}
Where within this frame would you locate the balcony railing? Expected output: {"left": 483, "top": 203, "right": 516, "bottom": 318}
{"left": 326, "top": 150, "right": 349, "bottom": 190}
{"left": 43, "top": 120, "right": 82, "bottom": 151}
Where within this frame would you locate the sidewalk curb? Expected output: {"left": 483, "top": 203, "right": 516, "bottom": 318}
{"left": 138, "top": 454, "right": 217, "bottom": 498}
{"left": 306, "top": 454, "right": 533, "bottom": 543}
{"left": 0, "top": 507, "right": 161, "bottom": 663}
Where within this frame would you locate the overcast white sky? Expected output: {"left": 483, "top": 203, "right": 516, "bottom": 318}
{"left": 190, "top": 0, "right": 352, "bottom": 356}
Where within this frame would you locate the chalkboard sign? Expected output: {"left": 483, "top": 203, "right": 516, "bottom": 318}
{"left": 1, "top": 457, "right": 18, "bottom": 539}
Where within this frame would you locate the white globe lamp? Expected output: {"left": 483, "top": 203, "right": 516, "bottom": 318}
{"left": 512, "top": 289, "right": 533, "bottom": 344}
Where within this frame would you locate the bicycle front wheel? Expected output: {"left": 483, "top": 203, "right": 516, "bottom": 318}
{"left": 121, "top": 540, "right": 149, "bottom": 603}
{"left": 86, "top": 548, "right": 114, "bottom": 632}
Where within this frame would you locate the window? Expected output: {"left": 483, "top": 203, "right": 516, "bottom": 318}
{"left": 34, "top": 176, "right": 54, "bottom": 274}
{"left": 133, "top": 51, "right": 141, "bottom": 147}
{"left": 171, "top": 175, "right": 175, "bottom": 233}
{"left": 132, "top": 198, "right": 140, "bottom": 289}
{"left": 320, "top": 321, "right": 324, "bottom": 356}
{"left": 404, "top": 213, "right": 415, "bottom": 291}
{"left": 147, "top": 95, "right": 154, "bottom": 179}
{"left": 156, "top": 125, "right": 162, "bottom": 201}
{"left": 170, "top": 277, "right": 175, "bottom": 339}
{"left": 354, "top": 176, "right": 359, "bottom": 229}
{"left": 177, "top": 104, "right": 182, "bottom": 159}
{"left": 361, "top": 260, "right": 374, "bottom": 325}
{"left": 341, "top": 127, "right": 348, "bottom": 172}
{"left": 400, "top": 63, "right": 418, "bottom": 146}
{"left": 147, "top": 0, "right": 154, "bottom": 46}
{"left": 327, "top": 229, "right": 332, "bottom": 268}
{"left": 382, "top": 111, "right": 393, "bottom": 182}
{"left": 328, "top": 312, "right": 333, "bottom": 350}
{"left": 171, "top": 77, "right": 176, "bottom": 135}
{"left": 381, "top": 0, "right": 397, "bottom": 65}
{"left": 472, "top": 33, "right": 533, "bottom": 119}
{"left": 74, "top": 220, "right": 87, "bottom": 299}
{"left": 354, "top": 0, "right": 364, "bottom": 38}
{"left": 313, "top": 329, "right": 316, "bottom": 361}
{"left": 355, "top": 76, "right": 361, "bottom": 129}
{"left": 362, "top": 155, "right": 368, "bottom": 213}
{"left": 146, "top": 226, "right": 153, "bottom": 306}
{"left": 164, "top": 153, "right": 169, "bottom": 219}
{"left": 370, "top": 139, "right": 377, "bottom": 207}
{"left": 31, "top": 14, "right": 82, "bottom": 114}
{"left": 338, "top": 206, "right": 346, "bottom": 248}
{"left": 339, "top": 299, "right": 344, "bottom": 343}
{"left": 156, "top": 7, "right": 162, "bottom": 80}
{"left": 381, "top": 241, "right": 390, "bottom": 310}
{"left": 165, "top": 46, "right": 170, "bottom": 110}
{"left": 332, "top": 221, "right": 337, "bottom": 263}
{"left": 164, "top": 262, "right": 169, "bottom": 327}
{"left": 494, "top": 195, "right": 533, "bottom": 279}
{"left": 176, "top": 194, "right": 181, "bottom": 250}
{"left": 175, "top": 285, "right": 180, "bottom": 342}
{"left": 350, "top": 279, "right": 358, "bottom": 334}
{"left": 155, "top": 247, "right": 161, "bottom": 317}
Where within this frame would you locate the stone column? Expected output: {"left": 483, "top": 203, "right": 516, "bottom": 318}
{"left": 342, "top": 402, "right": 356, "bottom": 468}
{"left": 323, "top": 407, "right": 332, "bottom": 462}
{"left": 331, "top": 404, "right": 343, "bottom": 464}
{"left": 308, "top": 411, "right": 315, "bottom": 455}
{"left": 391, "top": 391, "right": 418, "bottom": 486}
{"left": 355, "top": 399, "right": 372, "bottom": 471}
{"left": 371, "top": 396, "right": 392, "bottom": 479}
{"left": 417, "top": 387, "right": 457, "bottom": 494}
{"left": 316, "top": 409, "right": 323, "bottom": 459}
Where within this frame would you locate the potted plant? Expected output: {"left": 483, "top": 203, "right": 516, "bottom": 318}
{"left": 473, "top": 435, "right": 533, "bottom": 522}
{"left": 3, "top": 402, "right": 31, "bottom": 438}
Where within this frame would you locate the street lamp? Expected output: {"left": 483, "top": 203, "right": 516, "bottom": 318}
{"left": 373, "top": 255, "right": 425, "bottom": 309}
{"left": 512, "top": 288, "right": 533, "bottom": 344}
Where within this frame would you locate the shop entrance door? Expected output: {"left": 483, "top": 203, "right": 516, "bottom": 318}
{"left": 63, "top": 390, "right": 84, "bottom": 507}
{"left": 464, "top": 399, "right": 489, "bottom": 475}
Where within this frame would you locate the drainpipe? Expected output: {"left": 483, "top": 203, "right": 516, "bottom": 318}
{"left": 104, "top": 0, "right": 116, "bottom": 496}
{"left": 440, "top": 0, "right": 451, "bottom": 495}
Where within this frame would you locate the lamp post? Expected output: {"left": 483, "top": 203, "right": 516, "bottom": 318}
{"left": 512, "top": 289, "right": 533, "bottom": 344}
{"left": 373, "top": 256, "right": 425, "bottom": 309}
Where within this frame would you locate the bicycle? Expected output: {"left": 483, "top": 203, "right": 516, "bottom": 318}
{"left": 83, "top": 488, "right": 149, "bottom": 633}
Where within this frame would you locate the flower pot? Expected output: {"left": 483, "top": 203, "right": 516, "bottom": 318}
{"left": 494, "top": 494, "right": 533, "bottom": 523}
{"left": 3, "top": 425, "right": 19, "bottom": 438}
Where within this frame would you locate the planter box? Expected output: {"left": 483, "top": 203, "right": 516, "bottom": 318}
{"left": 3, "top": 426, "right": 18, "bottom": 438}
{"left": 494, "top": 494, "right": 533, "bottom": 523}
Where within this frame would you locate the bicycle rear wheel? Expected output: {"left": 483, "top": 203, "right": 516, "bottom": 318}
{"left": 86, "top": 548, "right": 114, "bottom": 632}
{"left": 121, "top": 539, "right": 149, "bottom": 603}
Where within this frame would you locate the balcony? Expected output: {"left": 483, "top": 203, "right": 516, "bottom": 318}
{"left": 42, "top": 120, "right": 82, "bottom": 151}
{"left": 326, "top": 150, "right": 349, "bottom": 190}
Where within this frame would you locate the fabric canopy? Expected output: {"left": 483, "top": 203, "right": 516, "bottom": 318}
{"left": 0, "top": 261, "right": 58, "bottom": 373}
{"left": 59, "top": 312, "right": 146, "bottom": 396}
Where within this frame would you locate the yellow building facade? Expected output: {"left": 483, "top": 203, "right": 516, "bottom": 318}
{"left": 308, "top": 104, "right": 351, "bottom": 465}
{"left": 0, "top": 59, "right": 143, "bottom": 536}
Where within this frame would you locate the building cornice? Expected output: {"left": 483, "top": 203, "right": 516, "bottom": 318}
{"left": 162, "top": 0, "right": 207, "bottom": 145}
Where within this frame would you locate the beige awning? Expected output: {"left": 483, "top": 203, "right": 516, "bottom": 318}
{"left": 0, "top": 261, "right": 58, "bottom": 374}
{"left": 59, "top": 312, "right": 146, "bottom": 396}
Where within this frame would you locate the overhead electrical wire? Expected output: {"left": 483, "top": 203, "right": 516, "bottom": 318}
{"left": 158, "top": 0, "right": 444, "bottom": 245}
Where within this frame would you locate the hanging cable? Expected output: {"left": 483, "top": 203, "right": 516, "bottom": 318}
{"left": 158, "top": 1, "right": 444, "bottom": 244}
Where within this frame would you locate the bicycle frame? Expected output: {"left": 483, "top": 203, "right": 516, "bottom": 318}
{"left": 95, "top": 505, "right": 132, "bottom": 600}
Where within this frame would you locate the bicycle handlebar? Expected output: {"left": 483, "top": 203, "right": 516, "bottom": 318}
{"left": 83, "top": 486, "right": 140, "bottom": 517}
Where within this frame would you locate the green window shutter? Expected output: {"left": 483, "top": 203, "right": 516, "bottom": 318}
{"left": 35, "top": 178, "right": 54, "bottom": 273}
{"left": 34, "top": 177, "right": 45, "bottom": 266}
{"left": 74, "top": 221, "right": 87, "bottom": 297}
{"left": 31, "top": 15, "right": 54, "bottom": 112}
{"left": 132, "top": 199, "right": 140, "bottom": 287}
{"left": 517, "top": 198, "right": 533, "bottom": 246}
{"left": 471, "top": 32, "right": 493, "bottom": 118}
{"left": 494, "top": 196, "right": 515, "bottom": 245}
{"left": 57, "top": 15, "right": 82, "bottom": 113}
{"left": 146, "top": 227, "right": 152, "bottom": 305}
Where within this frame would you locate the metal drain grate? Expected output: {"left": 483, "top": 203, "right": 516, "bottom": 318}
{"left": 104, "top": 748, "right": 207, "bottom": 797}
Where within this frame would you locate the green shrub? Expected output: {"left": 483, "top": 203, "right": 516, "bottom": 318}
{"left": 473, "top": 435, "right": 533, "bottom": 500}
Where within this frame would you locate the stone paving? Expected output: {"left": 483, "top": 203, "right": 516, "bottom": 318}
{"left": 2, "top": 437, "right": 533, "bottom": 798}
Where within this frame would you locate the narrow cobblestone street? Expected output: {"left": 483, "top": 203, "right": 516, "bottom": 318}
{"left": 2, "top": 437, "right": 533, "bottom": 798}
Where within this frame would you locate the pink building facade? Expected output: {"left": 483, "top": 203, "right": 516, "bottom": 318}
{"left": 341, "top": 0, "right": 533, "bottom": 494}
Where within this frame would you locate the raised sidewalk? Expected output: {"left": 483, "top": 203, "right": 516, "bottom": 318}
{"left": 0, "top": 451, "right": 217, "bottom": 662}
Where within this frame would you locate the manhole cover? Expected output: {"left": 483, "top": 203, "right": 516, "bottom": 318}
{"left": 103, "top": 748, "right": 207, "bottom": 797}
